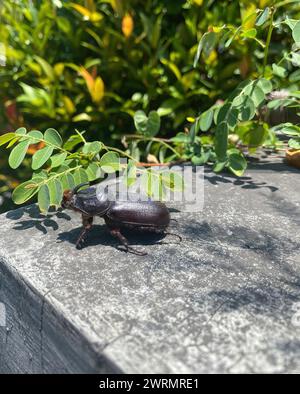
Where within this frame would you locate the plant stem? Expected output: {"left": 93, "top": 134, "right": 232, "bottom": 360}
{"left": 124, "top": 135, "right": 181, "bottom": 158}
{"left": 262, "top": 7, "right": 276, "bottom": 78}
{"left": 103, "top": 145, "right": 137, "bottom": 162}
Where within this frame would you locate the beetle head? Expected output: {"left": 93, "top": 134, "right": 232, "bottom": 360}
{"left": 61, "top": 182, "right": 90, "bottom": 210}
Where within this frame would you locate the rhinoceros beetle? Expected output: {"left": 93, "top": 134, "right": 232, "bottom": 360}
{"left": 61, "top": 182, "right": 181, "bottom": 256}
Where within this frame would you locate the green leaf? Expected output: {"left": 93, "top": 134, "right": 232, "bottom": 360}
{"left": 242, "top": 28, "right": 257, "bottom": 38}
{"left": 157, "top": 99, "right": 181, "bottom": 117}
{"left": 32, "top": 171, "right": 48, "bottom": 180}
{"left": 289, "top": 138, "right": 300, "bottom": 149}
{"left": 257, "top": 78, "right": 273, "bottom": 94}
{"left": 244, "top": 84, "right": 265, "bottom": 107}
{"left": 72, "top": 113, "right": 92, "bottom": 122}
{"left": 48, "top": 179, "right": 63, "bottom": 207}
{"left": 292, "top": 20, "right": 300, "bottom": 43}
{"left": 15, "top": 127, "right": 27, "bottom": 136}
{"left": 243, "top": 124, "right": 269, "bottom": 149}
{"left": 200, "top": 109, "right": 214, "bottom": 132}
{"left": 214, "top": 161, "right": 227, "bottom": 173}
{"left": 170, "top": 132, "right": 190, "bottom": 144}
{"left": 0, "top": 133, "right": 16, "bottom": 147}
{"left": 124, "top": 160, "right": 137, "bottom": 187}
{"left": 217, "top": 104, "right": 238, "bottom": 129}
{"left": 9, "top": 140, "right": 30, "bottom": 169}
{"left": 32, "top": 146, "right": 54, "bottom": 170}
{"left": 85, "top": 163, "right": 100, "bottom": 181}
{"left": 277, "top": 123, "right": 300, "bottom": 136}
{"left": 146, "top": 112, "right": 161, "bottom": 137}
{"left": 82, "top": 141, "right": 103, "bottom": 154}
{"left": 60, "top": 173, "right": 75, "bottom": 190}
{"left": 38, "top": 185, "right": 50, "bottom": 213}
{"left": 228, "top": 151, "right": 247, "bottom": 176}
{"left": 272, "top": 64, "right": 287, "bottom": 78}
{"left": 134, "top": 110, "right": 161, "bottom": 137}
{"left": 100, "top": 152, "right": 120, "bottom": 173}
{"left": 73, "top": 168, "right": 89, "bottom": 185}
{"left": 255, "top": 8, "right": 270, "bottom": 26}
{"left": 232, "top": 96, "right": 256, "bottom": 121}
{"left": 26, "top": 130, "right": 44, "bottom": 143}
{"left": 193, "top": 32, "right": 217, "bottom": 67}
{"left": 34, "top": 56, "right": 55, "bottom": 81}
{"left": 285, "top": 18, "right": 299, "bottom": 31}
{"left": 7, "top": 138, "right": 20, "bottom": 148}
{"left": 215, "top": 122, "right": 228, "bottom": 162}
{"left": 140, "top": 171, "right": 164, "bottom": 200}
{"left": 44, "top": 128, "right": 62, "bottom": 147}
{"left": 12, "top": 180, "right": 39, "bottom": 204}
{"left": 50, "top": 152, "right": 68, "bottom": 168}
{"left": 63, "top": 134, "right": 83, "bottom": 151}
{"left": 192, "top": 151, "right": 211, "bottom": 165}
{"left": 267, "top": 98, "right": 293, "bottom": 109}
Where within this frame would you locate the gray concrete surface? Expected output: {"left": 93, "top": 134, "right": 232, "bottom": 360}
{"left": 0, "top": 160, "right": 300, "bottom": 374}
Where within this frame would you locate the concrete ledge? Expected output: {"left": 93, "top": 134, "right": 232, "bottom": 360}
{"left": 0, "top": 162, "right": 300, "bottom": 373}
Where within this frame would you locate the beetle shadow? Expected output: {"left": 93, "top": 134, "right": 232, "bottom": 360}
{"left": 6, "top": 205, "right": 72, "bottom": 234}
{"left": 57, "top": 224, "right": 180, "bottom": 251}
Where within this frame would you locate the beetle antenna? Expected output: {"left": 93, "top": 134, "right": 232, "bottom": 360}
{"left": 164, "top": 232, "right": 182, "bottom": 242}
{"left": 72, "top": 182, "right": 90, "bottom": 195}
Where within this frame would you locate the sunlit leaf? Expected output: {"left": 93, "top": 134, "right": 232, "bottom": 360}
{"left": 161, "top": 171, "right": 184, "bottom": 192}
{"left": 48, "top": 178, "right": 63, "bottom": 207}
{"left": 272, "top": 64, "right": 287, "bottom": 78}
{"left": 292, "top": 20, "right": 300, "bottom": 43}
{"left": 86, "top": 163, "right": 100, "bottom": 181}
{"left": 100, "top": 152, "right": 120, "bottom": 173}
{"left": 32, "top": 146, "right": 54, "bottom": 170}
{"left": 38, "top": 184, "right": 50, "bottom": 212}
{"left": 73, "top": 168, "right": 89, "bottom": 184}
{"left": 228, "top": 151, "right": 247, "bottom": 176}
{"left": 0, "top": 133, "right": 16, "bottom": 147}
{"left": 44, "top": 128, "right": 63, "bottom": 147}
{"left": 82, "top": 141, "right": 102, "bottom": 154}
{"left": 50, "top": 152, "right": 68, "bottom": 168}
{"left": 194, "top": 32, "right": 217, "bottom": 67}
{"left": 9, "top": 140, "right": 30, "bottom": 169}
{"left": 134, "top": 110, "right": 160, "bottom": 137}
{"left": 12, "top": 180, "right": 39, "bottom": 204}
{"left": 200, "top": 109, "right": 214, "bottom": 132}
{"left": 256, "top": 8, "right": 270, "bottom": 26}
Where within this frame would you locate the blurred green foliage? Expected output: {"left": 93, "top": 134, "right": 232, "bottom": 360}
{"left": 1, "top": 0, "right": 300, "bottom": 211}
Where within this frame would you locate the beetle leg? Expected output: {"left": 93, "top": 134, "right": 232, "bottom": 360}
{"left": 164, "top": 232, "right": 183, "bottom": 242}
{"left": 76, "top": 215, "right": 94, "bottom": 249}
{"left": 110, "top": 228, "right": 147, "bottom": 256}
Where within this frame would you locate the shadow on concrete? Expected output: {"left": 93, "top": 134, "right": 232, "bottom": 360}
{"left": 204, "top": 173, "right": 279, "bottom": 192}
{"left": 6, "top": 205, "right": 71, "bottom": 234}
{"left": 204, "top": 160, "right": 298, "bottom": 192}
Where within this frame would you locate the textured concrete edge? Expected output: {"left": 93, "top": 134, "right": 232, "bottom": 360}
{"left": 0, "top": 245, "right": 123, "bottom": 373}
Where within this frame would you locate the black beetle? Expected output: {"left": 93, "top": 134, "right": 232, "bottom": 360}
{"left": 61, "top": 182, "right": 181, "bottom": 255}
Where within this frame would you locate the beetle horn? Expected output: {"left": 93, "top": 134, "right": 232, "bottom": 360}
{"left": 72, "top": 182, "right": 90, "bottom": 195}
